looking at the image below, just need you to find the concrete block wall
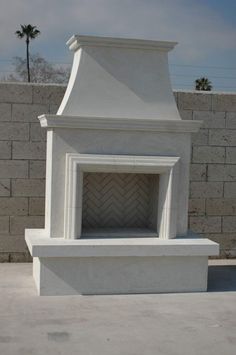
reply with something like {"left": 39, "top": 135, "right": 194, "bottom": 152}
{"left": 177, "top": 91, "right": 236, "bottom": 258}
{"left": 0, "top": 83, "right": 236, "bottom": 261}
{"left": 0, "top": 83, "right": 65, "bottom": 261}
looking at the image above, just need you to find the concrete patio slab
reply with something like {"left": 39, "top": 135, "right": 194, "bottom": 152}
{"left": 0, "top": 260, "right": 236, "bottom": 355}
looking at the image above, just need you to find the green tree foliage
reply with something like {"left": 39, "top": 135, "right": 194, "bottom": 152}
{"left": 195, "top": 77, "right": 212, "bottom": 91}
{"left": 15, "top": 24, "right": 40, "bottom": 82}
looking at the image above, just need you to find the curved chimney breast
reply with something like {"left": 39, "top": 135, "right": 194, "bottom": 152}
{"left": 58, "top": 35, "right": 181, "bottom": 120}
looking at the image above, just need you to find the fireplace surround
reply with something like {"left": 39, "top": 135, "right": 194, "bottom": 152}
{"left": 25, "top": 35, "right": 219, "bottom": 295}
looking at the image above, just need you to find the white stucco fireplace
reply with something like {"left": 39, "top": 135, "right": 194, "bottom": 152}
{"left": 25, "top": 35, "right": 219, "bottom": 295}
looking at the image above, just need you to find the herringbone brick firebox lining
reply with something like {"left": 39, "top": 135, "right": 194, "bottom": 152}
{"left": 82, "top": 172, "right": 158, "bottom": 230}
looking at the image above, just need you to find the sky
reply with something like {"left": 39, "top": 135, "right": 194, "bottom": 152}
{"left": 0, "top": 0, "right": 236, "bottom": 91}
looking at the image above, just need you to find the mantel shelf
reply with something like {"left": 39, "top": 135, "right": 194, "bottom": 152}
{"left": 39, "top": 114, "right": 202, "bottom": 133}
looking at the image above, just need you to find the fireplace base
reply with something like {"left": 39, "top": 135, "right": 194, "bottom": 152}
{"left": 26, "top": 230, "right": 218, "bottom": 296}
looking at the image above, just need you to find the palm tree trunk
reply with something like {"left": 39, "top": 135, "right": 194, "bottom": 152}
{"left": 26, "top": 38, "right": 30, "bottom": 82}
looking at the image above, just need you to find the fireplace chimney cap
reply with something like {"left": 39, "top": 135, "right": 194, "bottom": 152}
{"left": 67, "top": 34, "right": 178, "bottom": 52}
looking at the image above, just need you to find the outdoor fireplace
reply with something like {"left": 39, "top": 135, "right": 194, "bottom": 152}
{"left": 25, "top": 35, "right": 219, "bottom": 295}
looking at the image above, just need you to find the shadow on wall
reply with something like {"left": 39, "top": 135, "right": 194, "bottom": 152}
{"left": 208, "top": 265, "right": 236, "bottom": 292}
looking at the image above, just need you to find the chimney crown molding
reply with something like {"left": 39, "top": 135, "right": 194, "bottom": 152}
{"left": 67, "top": 34, "right": 177, "bottom": 52}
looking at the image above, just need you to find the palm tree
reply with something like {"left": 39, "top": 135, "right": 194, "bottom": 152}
{"left": 15, "top": 24, "right": 40, "bottom": 82}
{"left": 195, "top": 77, "right": 212, "bottom": 91}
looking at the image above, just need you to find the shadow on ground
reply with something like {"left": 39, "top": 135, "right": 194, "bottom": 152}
{"left": 208, "top": 265, "right": 236, "bottom": 292}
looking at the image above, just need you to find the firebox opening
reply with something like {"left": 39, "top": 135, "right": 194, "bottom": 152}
{"left": 81, "top": 172, "right": 159, "bottom": 238}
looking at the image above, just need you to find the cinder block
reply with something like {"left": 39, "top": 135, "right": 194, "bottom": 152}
{"left": 0, "top": 103, "right": 11, "bottom": 121}
{"left": 190, "top": 182, "right": 223, "bottom": 198}
{"left": 204, "top": 233, "right": 236, "bottom": 256}
{"left": 222, "top": 217, "right": 236, "bottom": 233}
{"left": 224, "top": 182, "right": 236, "bottom": 198}
{"left": 212, "top": 94, "right": 236, "bottom": 112}
{"left": 0, "top": 253, "right": 10, "bottom": 262}
{"left": 0, "top": 83, "right": 32, "bottom": 103}
{"left": 0, "top": 179, "right": 10, "bottom": 196}
{"left": 0, "top": 122, "right": 29, "bottom": 141}
{"left": 226, "top": 112, "right": 236, "bottom": 129}
{"left": 12, "top": 179, "right": 45, "bottom": 197}
{"left": 226, "top": 148, "right": 236, "bottom": 164}
{"left": 179, "top": 110, "right": 192, "bottom": 120}
{"left": 12, "top": 103, "right": 49, "bottom": 122}
{"left": 29, "top": 197, "right": 45, "bottom": 215}
{"left": 188, "top": 199, "right": 205, "bottom": 215}
{"left": 0, "top": 216, "right": 9, "bottom": 233}
{"left": 178, "top": 92, "right": 212, "bottom": 111}
{"left": 30, "top": 123, "right": 46, "bottom": 141}
{"left": 0, "top": 235, "right": 27, "bottom": 253}
{"left": 205, "top": 233, "right": 236, "bottom": 249}
{"left": 208, "top": 165, "right": 236, "bottom": 182}
{"left": 189, "top": 216, "right": 221, "bottom": 233}
{"left": 0, "top": 197, "right": 28, "bottom": 215}
{"left": 190, "top": 164, "right": 207, "bottom": 181}
{"left": 192, "top": 146, "right": 225, "bottom": 163}
{"left": 49, "top": 104, "right": 60, "bottom": 114}
{"left": 209, "top": 129, "right": 236, "bottom": 146}
{"left": 193, "top": 111, "right": 225, "bottom": 128}
{"left": 12, "top": 142, "right": 46, "bottom": 160}
{"left": 206, "top": 198, "right": 236, "bottom": 216}
{"left": 32, "top": 84, "right": 66, "bottom": 105}
{"left": 29, "top": 161, "right": 46, "bottom": 178}
{"left": 0, "top": 141, "right": 11, "bottom": 159}
{"left": 10, "top": 216, "right": 44, "bottom": 235}
{"left": 0, "top": 160, "right": 28, "bottom": 178}
{"left": 9, "top": 252, "right": 32, "bottom": 262}
{"left": 192, "top": 129, "right": 208, "bottom": 145}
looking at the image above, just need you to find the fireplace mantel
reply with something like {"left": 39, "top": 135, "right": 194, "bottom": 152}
{"left": 39, "top": 114, "right": 202, "bottom": 132}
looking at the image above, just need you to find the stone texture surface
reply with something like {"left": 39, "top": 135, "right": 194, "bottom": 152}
{"left": 0, "top": 160, "right": 28, "bottom": 178}
{"left": 0, "top": 83, "right": 236, "bottom": 260}
{"left": 29, "top": 160, "right": 46, "bottom": 178}
{"left": 0, "top": 141, "right": 11, "bottom": 159}
{"left": 12, "top": 103, "right": 49, "bottom": 122}
{"left": 189, "top": 216, "right": 222, "bottom": 233}
{"left": 190, "top": 164, "right": 207, "bottom": 181}
{"left": 226, "top": 112, "right": 236, "bottom": 128}
{"left": 190, "top": 182, "right": 223, "bottom": 198}
{"left": 0, "top": 83, "right": 59, "bottom": 261}
{"left": 29, "top": 197, "right": 45, "bottom": 216}
{"left": 226, "top": 147, "right": 236, "bottom": 164}
{"left": 0, "top": 179, "right": 10, "bottom": 196}
{"left": 12, "top": 179, "right": 45, "bottom": 197}
{"left": 192, "top": 146, "right": 225, "bottom": 163}
{"left": 12, "top": 141, "right": 46, "bottom": 160}
{"left": 191, "top": 129, "right": 208, "bottom": 145}
{"left": 10, "top": 216, "right": 44, "bottom": 235}
{"left": 209, "top": 129, "right": 236, "bottom": 146}
{"left": 0, "top": 103, "right": 11, "bottom": 121}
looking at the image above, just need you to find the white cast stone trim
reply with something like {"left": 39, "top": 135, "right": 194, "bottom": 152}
{"left": 66, "top": 35, "right": 178, "bottom": 52}
{"left": 64, "top": 154, "right": 180, "bottom": 240}
{"left": 25, "top": 231, "right": 219, "bottom": 258}
{"left": 39, "top": 114, "right": 202, "bottom": 133}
